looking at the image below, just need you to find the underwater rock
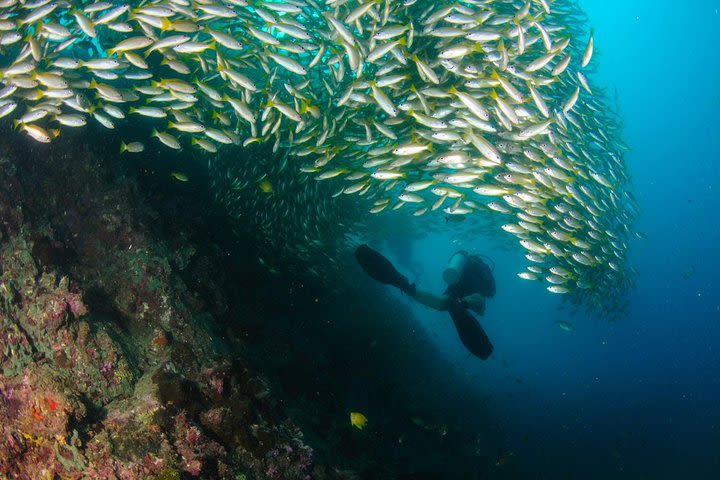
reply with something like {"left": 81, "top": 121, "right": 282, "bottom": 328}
{"left": 0, "top": 138, "right": 347, "bottom": 479}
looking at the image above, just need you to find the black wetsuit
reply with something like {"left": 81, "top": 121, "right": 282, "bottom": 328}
{"left": 444, "top": 252, "right": 496, "bottom": 314}
{"left": 354, "top": 244, "right": 496, "bottom": 359}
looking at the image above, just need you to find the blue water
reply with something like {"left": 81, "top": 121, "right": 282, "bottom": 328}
{"left": 388, "top": 2, "right": 720, "bottom": 478}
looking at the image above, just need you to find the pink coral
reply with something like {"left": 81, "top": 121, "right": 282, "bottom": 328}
{"left": 263, "top": 441, "right": 314, "bottom": 479}
{"left": 185, "top": 425, "right": 201, "bottom": 444}
{"left": 100, "top": 361, "right": 114, "bottom": 374}
{"left": 202, "top": 368, "right": 226, "bottom": 397}
{"left": 184, "top": 458, "right": 202, "bottom": 476}
{"left": 200, "top": 407, "right": 223, "bottom": 426}
{"left": 65, "top": 294, "right": 88, "bottom": 318}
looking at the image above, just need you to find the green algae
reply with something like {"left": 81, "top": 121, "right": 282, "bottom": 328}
{"left": 149, "top": 468, "right": 181, "bottom": 480}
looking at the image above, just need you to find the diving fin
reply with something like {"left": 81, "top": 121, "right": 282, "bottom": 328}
{"left": 448, "top": 300, "right": 493, "bottom": 360}
{"left": 355, "top": 244, "right": 411, "bottom": 292}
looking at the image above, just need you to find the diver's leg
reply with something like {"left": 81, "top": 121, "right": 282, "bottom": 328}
{"left": 355, "top": 244, "right": 453, "bottom": 310}
{"left": 355, "top": 244, "right": 415, "bottom": 293}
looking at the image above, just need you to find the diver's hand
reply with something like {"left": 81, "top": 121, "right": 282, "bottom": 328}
{"left": 461, "top": 293, "right": 486, "bottom": 315}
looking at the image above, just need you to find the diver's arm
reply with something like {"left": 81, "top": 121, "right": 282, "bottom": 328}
{"left": 410, "top": 288, "right": 450, "bottom": 311}
{"left": 411, "top": 289, "right": 486, "bottom": 314}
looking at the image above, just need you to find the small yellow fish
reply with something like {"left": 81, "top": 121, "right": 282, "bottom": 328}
{"left": 259, "top": 180, "right": 273, "bottom": 193}
{"left": 170, "top": 172, "right": 189, "bottom": 182}
{"left": 350, "top": 412, "right": 367, "bottom": 430}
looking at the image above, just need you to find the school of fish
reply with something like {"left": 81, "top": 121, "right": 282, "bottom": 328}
{"left": 0, "top": 0, "right": 637, "bottom": 315}
{"left": 209, "top": 144, "right": 367, "bottom": 280}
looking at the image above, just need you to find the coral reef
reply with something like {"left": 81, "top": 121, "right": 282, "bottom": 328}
{"left": 0, "top": 135, "right": 347, "bottom": 479}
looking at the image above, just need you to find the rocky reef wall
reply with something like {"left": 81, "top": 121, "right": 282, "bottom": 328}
{"left": 0, "top": 129, "right": 352, "bottom": 480}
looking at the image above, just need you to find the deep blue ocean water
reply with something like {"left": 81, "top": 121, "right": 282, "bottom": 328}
{"left": 382, "top": 1, "right": 720, "bottom": 478}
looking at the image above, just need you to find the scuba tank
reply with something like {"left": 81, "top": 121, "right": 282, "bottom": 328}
{"left": 443, "top": 251, "right": 468, "bottom": 286}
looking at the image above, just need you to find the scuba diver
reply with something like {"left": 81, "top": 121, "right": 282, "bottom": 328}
{"left": 355, "top": 244, "right": 496, "bottom": 360}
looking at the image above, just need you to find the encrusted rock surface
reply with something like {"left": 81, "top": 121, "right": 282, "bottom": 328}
{"left": 0, "top": 137, "right": 351, "bottom": 480}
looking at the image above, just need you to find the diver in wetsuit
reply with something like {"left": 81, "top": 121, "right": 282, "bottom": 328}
{"left": 355, "top": 244, "right": 496, "bottom": 360}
